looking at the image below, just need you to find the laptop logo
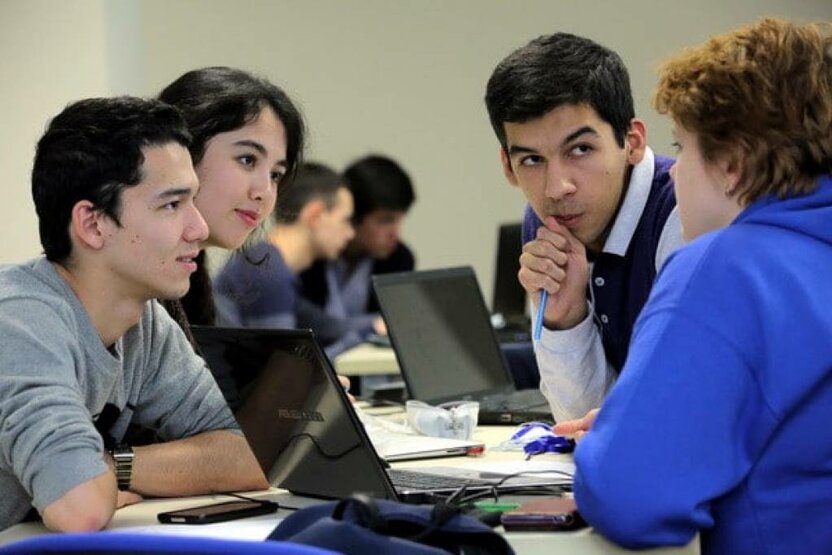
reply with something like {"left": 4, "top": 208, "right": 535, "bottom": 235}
{"left": 277, "top": 408, "right": 325, "bottom": 422}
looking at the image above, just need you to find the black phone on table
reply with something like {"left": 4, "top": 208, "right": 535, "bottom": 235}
{"left": 157, "top": 499, "right": 278, "bottom": 525}
{"left": 500, "top": 497, "right": 585, "bottom": 532}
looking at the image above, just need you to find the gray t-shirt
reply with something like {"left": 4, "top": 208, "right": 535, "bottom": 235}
{"left": 0, "top": 258, "right": 237, "bottom": 530}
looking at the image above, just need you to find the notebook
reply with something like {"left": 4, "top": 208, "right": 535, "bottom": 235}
{"left": 372, "top": 267, "right": 553, "bottom": 425}
{"left": 491, "top": 222, "right": 531, "bottom": 343}
{"left": 191, "top": 326, "right": 563, "bottom": 503}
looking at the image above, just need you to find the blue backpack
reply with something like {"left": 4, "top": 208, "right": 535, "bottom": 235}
{"left": 268, "top": 495, "right": 515, "bottom": 555}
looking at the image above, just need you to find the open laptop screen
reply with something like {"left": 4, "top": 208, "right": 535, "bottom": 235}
{"left": 372, "top": 267, "right": 514, "bottom": 403}
{"left": 191, "top": 326, "right": 397, "bottom": 501}
{"left": 492, "top": 222, "right": 527, "bottom": 321}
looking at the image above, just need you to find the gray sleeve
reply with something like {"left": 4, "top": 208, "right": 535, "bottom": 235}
{"left": 0, "top": 298, "right": 109, "bottom": 513}
{"left": 127, "top": 301, "right": 239, "bottom": 440}
{"left": 655, "top": 207, "right": 686, "bottom": 271}
{"left": 534, "top": 300, "right": 616, "bottom": 422}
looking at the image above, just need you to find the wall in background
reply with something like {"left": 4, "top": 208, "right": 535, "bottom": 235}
{"left": 2, "top": 0, "right": 830, "bottom": 300}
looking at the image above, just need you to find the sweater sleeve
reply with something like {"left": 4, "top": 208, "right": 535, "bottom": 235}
{"left": 127, "top": 301, "right": 238, "bottom": 440}
{"left": 573, "top": 252, "right": 778, "bottom": 549}
{"left": 535, "top": 304, "right": 615, "bottom": 422}
{"left": 0, "top": 298, "right": 109, "bottom": 513}
{"left": 523, "top": 204, "right": 615, "bottom": 421}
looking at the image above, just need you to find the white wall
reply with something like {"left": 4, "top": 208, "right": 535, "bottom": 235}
{"left": 2, "top": 0, "right": 830, "bottom": 297}
{"left": 0, "top": 0, "right": 113, "bottom": 263}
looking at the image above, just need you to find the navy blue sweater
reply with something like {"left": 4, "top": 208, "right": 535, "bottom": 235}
{"left": 523, "top": 156, "right": 676, "bottom": 371}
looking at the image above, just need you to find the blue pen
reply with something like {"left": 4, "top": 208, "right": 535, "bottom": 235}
{"left": 533, "top": 290, "right": 548, "bottom": 341}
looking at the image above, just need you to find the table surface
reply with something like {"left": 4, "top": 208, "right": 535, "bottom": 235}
{"left": 333, "top": 343, "right": 399, "bottom": 377}
{"left": 0, "top": 424, "right": 699, "bottom": 555}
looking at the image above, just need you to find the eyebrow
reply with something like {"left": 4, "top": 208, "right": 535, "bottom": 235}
{"left": 155, "top": 187, "right": 195, "bottom": 200}
{"left": 563, "top": 126, "right": 600, "bottom": 144}
{"left": 507, "top": 125, "right": 601, "bottom": 157}
{"left": 232, "top": 139, "right": 288, "bottom": 168}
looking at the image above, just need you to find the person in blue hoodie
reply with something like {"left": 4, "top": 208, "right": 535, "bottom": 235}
{"left": 573, "top": 18, "right": 832, "bottom": 554}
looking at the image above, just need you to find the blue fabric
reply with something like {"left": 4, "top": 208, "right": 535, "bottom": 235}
{"left": 499, "top": 342, "right": 539, "bottom": 390}
{"left": 522, "top": 155, "right": 676, "bottom": 372}
{"left": 214, "top": 243, "right": 298, "bottom": 329}
{"left": 0, "top": 531, "right": 337, "bottom": 554}
{"left": 269, "top": 497, "right": 514, "bottom": 555}
{"left": 297, "top": 243, "right": 415, "bottom": 349}
{"left": 574, "top": 175, "right": 832, "bottom": 554}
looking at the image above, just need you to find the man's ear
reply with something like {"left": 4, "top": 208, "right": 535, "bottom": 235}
{"left": 299, "top": 199, "right": 326, "bottom": 226}
{"left": 70, "top": 200, "right": 109, "bottom": 251}
{"left": 625, "top": 119, "right": 647, "bottom": 165}
{"left": 500, "top": 147, "right": 519, "bottom": 187}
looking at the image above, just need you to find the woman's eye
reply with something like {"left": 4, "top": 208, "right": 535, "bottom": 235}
{"left": 271, "top": 170, "right": 285, "bottom": 186}
{"left": 671, "top": 141, "right": 682, "bottom": 152}
{"left": 239, "top": 155, "right": 256, "bottom": 167}
{"left": 162, "top": 201, "right": 180, "bottom": 211}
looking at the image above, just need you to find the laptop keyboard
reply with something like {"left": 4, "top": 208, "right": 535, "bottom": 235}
{"left": 388, "top": 468, "right": 491, "bottom": 490}
{"left": 480, "top": 388, "right": 548, "bottom": 410}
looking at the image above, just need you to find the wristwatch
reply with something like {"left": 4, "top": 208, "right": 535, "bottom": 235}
{"left": 109, "top": 444, "right": 134, "bottom": 491}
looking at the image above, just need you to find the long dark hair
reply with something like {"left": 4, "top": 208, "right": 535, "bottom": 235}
{"left": 158, "top": 67, "right": 306, "bottom": 328}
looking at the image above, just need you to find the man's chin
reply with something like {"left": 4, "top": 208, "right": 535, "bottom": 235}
{"left": 374, "top": 245, "right": 397, "bottom": 259}
{"left": 157, "top": 284, "right": 192, "bottom": 302}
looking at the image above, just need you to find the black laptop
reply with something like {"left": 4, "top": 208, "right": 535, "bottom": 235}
{"left": 372, "top": 267, "right": 553, "bottom": 425}
{"left": 191, "top": 326, "right": 568, "bottom": 503}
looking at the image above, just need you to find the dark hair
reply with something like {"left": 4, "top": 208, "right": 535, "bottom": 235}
{"left": 159, "top": 66, "right": 305, "bottom": 188}
{"left": 485, "top": 32, "right": 635, "bottom": 149}
{"left": 343, "top": 155, "right": 415, "bottom": 224}
{"left": 31, "top": 96, "right": 191, "bottom": 263}
{"left": 274, "top": 162, "right": 344, "bottom": 224}
{"left": 159, "top": 67, "right": 306, "bottom": 327}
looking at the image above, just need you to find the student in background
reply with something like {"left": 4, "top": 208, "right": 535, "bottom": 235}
{"left": 574, "top": 18, "right": 832, "bottom": 553}
{"left": 157, "top": 66, "right": 305, "bottom": 330}
{"left": 0, "top": 97, "right": 266, "bottom": 532}
{"left": 484, "top": 33, "right": 684, "bottom": 423}
{"left": 299, "top": 154, "right": 416, "bottom": 356}
{"left": 213, "top": 162, "right": 355, "bottom": 333}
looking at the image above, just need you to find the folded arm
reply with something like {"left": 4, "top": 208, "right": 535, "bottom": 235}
{"left": 129, "top": 429, "right": 267, "bottom": 496}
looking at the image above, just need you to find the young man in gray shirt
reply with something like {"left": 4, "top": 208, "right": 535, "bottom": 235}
{"left": 0, "top": 97, "right": 266, "bottom": 532}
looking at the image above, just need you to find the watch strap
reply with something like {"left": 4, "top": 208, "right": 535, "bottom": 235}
{"left": 109, "top": 444, "right": 134, "bottom": 491}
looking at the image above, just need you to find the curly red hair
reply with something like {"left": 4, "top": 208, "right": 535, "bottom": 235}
{"left": 654, "top": 18, "right": 832, "bottom": 204}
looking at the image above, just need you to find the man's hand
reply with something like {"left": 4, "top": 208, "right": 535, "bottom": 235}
{"left": 116, "top": 490, "right": 143, "bottom": 509}
{"left": 518, "top": 216, "right": 589, "bottom": 330}
{"left": 338, "top": 374, "right": 356, "bottom": 403}
{"left": 553, "top": 408, "right": 599, "bottom": 440}
{"left": 129, "top": 430, "right": 268, "bottom": 497}
{"left": 372, "top": 317, "right": 387, "bottom": 336}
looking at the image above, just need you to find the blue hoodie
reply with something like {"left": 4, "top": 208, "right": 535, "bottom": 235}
{"left": 574, "top": 175, "right": 832, "bottom": 554}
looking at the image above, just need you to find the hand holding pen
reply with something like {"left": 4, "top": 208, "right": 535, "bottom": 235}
{"left": 518, "top": 215, "right": 590, "bottom": 337}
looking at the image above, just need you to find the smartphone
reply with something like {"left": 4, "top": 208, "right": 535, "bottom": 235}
{"left": 500, "top": 497, "right": 585, "bottom": 532}
{"left": 157, "top": 499, "right": 278, "bottom": 525}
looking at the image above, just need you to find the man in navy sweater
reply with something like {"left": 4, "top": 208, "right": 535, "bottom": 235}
{"left": 485, "top": 32, "right": 684, "bottom": 423}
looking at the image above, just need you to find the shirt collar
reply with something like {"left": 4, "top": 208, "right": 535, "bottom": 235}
{"left": 602, "top": 146, "right": 656, "bottom": 257}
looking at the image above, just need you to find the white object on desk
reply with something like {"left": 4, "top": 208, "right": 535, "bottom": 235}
{"left": 355, "top": 404, "right": 485, "bottom": 461}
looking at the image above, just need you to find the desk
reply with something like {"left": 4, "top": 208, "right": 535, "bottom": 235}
{"left": 333, "top": 343, "right": 399, "bottom": 377}
{"left": 0, "top": 426, "right": 699, "bottom": 555}
{"left": 332, "top": 342, "right": 540, "bottom": 394}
